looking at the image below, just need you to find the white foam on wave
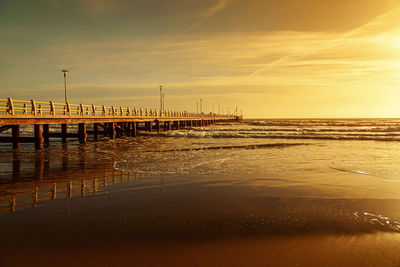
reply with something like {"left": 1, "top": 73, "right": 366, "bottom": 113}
{"left": 353, "top": 211, "right": 400, "bottom": 232}
{"left": 140, "top": 130, "right": 400, "bottom": 141}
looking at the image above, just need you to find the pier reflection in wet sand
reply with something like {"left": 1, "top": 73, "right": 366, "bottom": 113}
{"left": 0, "top": 144, "right": 143, "bottom": 215}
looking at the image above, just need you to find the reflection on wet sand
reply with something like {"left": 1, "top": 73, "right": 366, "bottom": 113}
{"left": 0, "top": 145, "right": 144, "bottom": 214}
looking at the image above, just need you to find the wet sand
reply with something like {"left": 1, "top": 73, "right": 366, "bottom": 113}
{"left": 1, "top": 137, "right": 400, "bottom": 266}
{"left": 1, "top": 160, "right": 400, "bottom": 266}
{"left": 2, "top": 233, "right": 400, "bottom": 267}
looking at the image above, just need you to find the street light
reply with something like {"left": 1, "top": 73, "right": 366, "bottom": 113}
{"left": 162, "top": 93, "right": 165, "bottom": 111}
{"left": 61, "top": 70, "right": 69, "bottom": 103}
{"left": 159, "top": 85, "right": 163, "bottom": 112}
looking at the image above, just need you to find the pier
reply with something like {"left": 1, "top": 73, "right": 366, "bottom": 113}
{"left": 0, "top": 98, "right": 241, "bottom": 149}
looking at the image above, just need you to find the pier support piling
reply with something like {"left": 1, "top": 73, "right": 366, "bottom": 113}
{"left": 78, "top": 123, "right": 87, "bottom": 144}
{"left": 11, "top": 125, "right": 20, "bottom": 149}
{"left": 61, "top": 124, "right": 68, "bottom": 143}
{"left": 34, "top": 124, "right": 43, "bottom": 150}
{"left": 108, "top": 123, "right": 115, "bottom": 139}
{"left": 126, "top": 123, "right": 132, "bottom": 137}
{"left": 93, "top": 123, "right": 99, "bottom": 141}
{"left": 146, "top": 122, "right": 152, "bottom": 132}
{"left": 43, "top": 124, "right": 50, "bottom": 145}
{"left": 132, "top": 122, "right": 137, "bottom": 137}
{"left": 156, "top": 120, "right": 161, "bottom": 133}
{"left": 173, "top": 121, "right": 179, "bottom": 130}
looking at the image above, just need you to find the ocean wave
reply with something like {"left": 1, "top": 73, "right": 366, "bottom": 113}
{"left": 329, "top": 167, "right": 369, "bottom": 175}
{"left": 353, "top": 212, "right": 400, "bottom": 232}
{"left": 141, "top": 143, "right": 310, "bottom": 153}
{"left": 140, "top": 131, "right": 400, "bottom": 141}
{"left": 194, "top": 126, "right": 400, "bottom": 133}
{"left": 247, "top": 120, "right": 400, "bottom": 128}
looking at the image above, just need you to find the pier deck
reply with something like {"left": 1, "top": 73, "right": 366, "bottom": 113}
{"left": 0, "top": 98, "right": 241, "bottom": 149}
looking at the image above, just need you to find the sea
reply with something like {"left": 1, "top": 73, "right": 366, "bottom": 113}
{"left": 1, "top": 118, "right": 400, "bottom": 266}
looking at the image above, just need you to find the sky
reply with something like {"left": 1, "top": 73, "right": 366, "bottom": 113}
{"left": 1, "top": 0, "right": 400, "bottom": 118}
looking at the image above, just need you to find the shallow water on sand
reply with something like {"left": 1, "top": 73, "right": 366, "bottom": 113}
{"left": 1, "top": 119, "right": 400, "bottom": 266}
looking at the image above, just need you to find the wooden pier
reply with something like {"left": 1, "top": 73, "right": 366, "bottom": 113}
{"left": 0, "top": 98, "right": 241, "bottom": 149}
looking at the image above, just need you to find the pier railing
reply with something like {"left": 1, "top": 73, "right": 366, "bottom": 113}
{"left": 0, "top": 98, "right": 233, "bottom": 118}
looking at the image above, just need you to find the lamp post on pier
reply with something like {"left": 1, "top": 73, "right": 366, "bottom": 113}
{"left": 61, "top": 70, "right": 69, "bottom": 103}
{"left": 159, "top": 85, "right": 163, "bottom": 113}
{"left": 162, "top": 92, "right": 165, "bottom": 111}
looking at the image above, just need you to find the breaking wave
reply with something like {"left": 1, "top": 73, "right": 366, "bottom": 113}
{"left": 134, "top": 119, "right": 400, "bottom": 141}
{"left": 141, "top": 130, "right": 400, "bottom": 141}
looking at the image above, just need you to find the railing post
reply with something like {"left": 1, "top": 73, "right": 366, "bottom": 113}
{"left": 31, "top": 99, "right": 36, "bottom": 115}
{"left": 79, "top": 104, "right": 84, "bottom": 115}
{"left": 127, "top": 107, "right": 131, "bottom": 116}
{"left": 111, "top": 106, "right": 115, "bottom": 116}
{"left": 66, "top": 102, "right": 71, "bottom": 115}
{"left": 92, "top": 104, "right": 96, "bottom": 116}
{"left": 49, "top": 101, "right": 55, "bottom": 115}
{"left": 7, "top": 98, "right": 14, "bottom": 115}
{"left": 120, "top": 107, "right": 123, "bottom": 116}
{"left": 102, "top": 105, "right": 106, "bottom": 116}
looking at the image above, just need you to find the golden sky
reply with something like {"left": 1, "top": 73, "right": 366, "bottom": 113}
{"left": 1, "top": 0, "right": 400, "bottom": 117}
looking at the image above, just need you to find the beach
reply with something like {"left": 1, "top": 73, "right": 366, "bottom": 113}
{"left": 1, "top": 119, "right": 400, "bottom": 266}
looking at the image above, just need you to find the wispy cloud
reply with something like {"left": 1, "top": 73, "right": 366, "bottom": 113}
{"left": 182, "top": 0, "right": 233, "bottom": 34}
{"left": 202, "top": 0, "right": 232, "bottom": 17}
